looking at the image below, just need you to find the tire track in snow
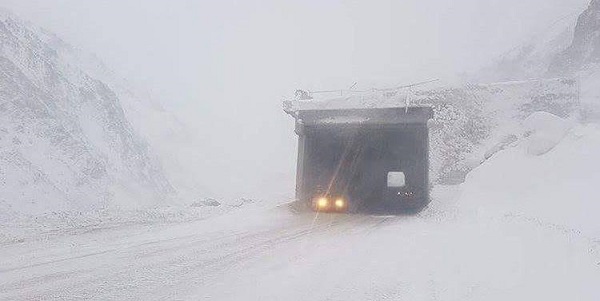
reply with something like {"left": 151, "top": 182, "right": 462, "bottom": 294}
{"left": 0, "top": 212, "right": 384, "bottom": 300}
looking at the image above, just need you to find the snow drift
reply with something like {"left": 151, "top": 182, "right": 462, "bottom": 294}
{"left": 460, "top": 117, "right": 600, "bottom": 239}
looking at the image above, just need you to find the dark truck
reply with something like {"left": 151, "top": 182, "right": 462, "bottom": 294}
{"left": 285, "top": 103, "right": 434, "bottom": 214}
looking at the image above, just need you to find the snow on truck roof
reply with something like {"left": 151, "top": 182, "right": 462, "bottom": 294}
{"left": 283, "top": 78, "right": 579, "bottom": 126}
{"left": 284, "top": 95, "right": 432, "bottom": 113}
{"left": 283, "top": 79, "right": 442, "bottom": 114}
{"left": 283, "top": 90, "right": 433, "bottom": 115}
{"left": 283, "top": 77, "right": 577, "bottom": 115}
{"left": 283, "top": 89, "right": 435, "bottom": 125}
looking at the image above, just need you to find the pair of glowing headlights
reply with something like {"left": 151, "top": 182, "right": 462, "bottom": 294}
{"left": 315, "top": 197, "right": 345, "bottom": 210}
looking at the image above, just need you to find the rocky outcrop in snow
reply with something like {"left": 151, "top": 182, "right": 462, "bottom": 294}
{"left": 480, "top": 0, "right": 600, "bottom": 81}
{"left": 475, "top": 0, "right": 600, "bottom": 83}
{"left": 424, "top": 79, "right": 579, "bottom": 184}
{"left": 550, "top": 0, "right": 600, "bottom": 75}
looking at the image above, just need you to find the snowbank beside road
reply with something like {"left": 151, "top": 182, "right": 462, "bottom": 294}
{"left": 460, "top": 119, "right": 600, "bottom": 238}
{"left": 0, "top": 198, "right": 272, "bottom": 245}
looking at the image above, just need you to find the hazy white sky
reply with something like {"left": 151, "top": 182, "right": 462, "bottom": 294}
{"left": 0, "top": 0, "right": 590, "bottom": 200}
{"left": 0, "top": 0, "right": 588, "bottom": 101}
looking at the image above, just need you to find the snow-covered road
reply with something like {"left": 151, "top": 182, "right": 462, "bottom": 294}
{"left": 1, "top": 186, "right": 598, "bottom": 301}
{"left": 2, "top": 122, "right": 600, "bottom": 300}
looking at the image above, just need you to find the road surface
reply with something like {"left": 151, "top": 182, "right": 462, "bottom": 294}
{"left": 1, "top": 187, "right": 599, "bottom": 300}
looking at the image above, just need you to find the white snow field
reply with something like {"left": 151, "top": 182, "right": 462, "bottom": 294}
{"left": 1, "top": 119, "right": 599, "bottom": 300}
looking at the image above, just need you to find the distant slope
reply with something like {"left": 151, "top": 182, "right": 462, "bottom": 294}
{"left": 0, "top": 10, "right": 175, "bottom": 216}
{"left": 442, "top": 1, "right": 600, "bottom": 184}
{"left": 549, "top": 0, "right": 600, "bottom": 75}
{"left": 480, "top": 0, "right": 600, "bottom": 81}
{"left": 476, "top": 0, "right": 600, "bottom": 123}
{"left": 477, "top": 14, "right": 577, "bottom": 81}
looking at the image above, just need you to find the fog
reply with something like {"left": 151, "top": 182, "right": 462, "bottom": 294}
{"left": 3, "top": 1, "right": 600, "bottom": 299}
{"left": 0, "top": 0, "right": 589, "bottom": 201}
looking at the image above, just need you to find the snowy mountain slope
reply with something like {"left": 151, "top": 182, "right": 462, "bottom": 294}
{"left": 550, "top": 0, "right": 600, "bottom": 75}
{"left": 14, "top": 11, "right": 213, "bottom": 202}
{"left": 56, "top": 43, "right": 210, "bottom": 202}
{"left": 480, "top": 0, "right": 600, "bottom": 83}
{"left": 460, "top": 116, "right": 600, "bottom": 239}
{"left": 424, "top": 79, "right": 579, "bottom": 184}
{"left": 0, "top": 10, "right": 175, "bottom": 217}
{"left": 115, "top": 92, "right": 214, "bottom": 202}
{"left": 436, "top": 1, "right": 600, "bottom": 183}
{"left": 478, "top": 15, "right": 577, "bottom": 82}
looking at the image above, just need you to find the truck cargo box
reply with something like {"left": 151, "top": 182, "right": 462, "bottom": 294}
{"left": 285, "top": 103, "right": 434, "bottom": 214}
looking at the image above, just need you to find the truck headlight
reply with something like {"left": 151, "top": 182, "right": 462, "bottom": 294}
{"left": 335, "top": 198, "right": 345, "bottom": 208}
{"left": 317, "top": 197, "right": 328, "bottom": 208}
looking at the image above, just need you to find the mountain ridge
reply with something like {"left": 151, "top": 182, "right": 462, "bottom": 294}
{"left": 549, "top": 0, "right": 600, "bottom": 74}
{"left": 480, "top": 0, "right": 600, "bottom": 81}
{"left": 0, "top": 9, "right": 176, "bottom": 216}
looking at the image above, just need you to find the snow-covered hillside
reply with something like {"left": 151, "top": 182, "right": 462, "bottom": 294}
{"left": 439, "top": 0, "right": 600, "bottom": 183}
{"left": 481, "top": 0, "right": 600, "bottom": 83}
{"left": 425, "top": 79, "right": 580, "bottom": 184}
{"left": 38, "top": 34, "right": 212, "bottom": 203}
{"left": 478, "top": 15, "right": 577, "bottom": 82}
{"left": 550, "top": 0, "right": 600, "bottom": 75}
{"left": 0, "top": 10, "right": 175, "bottom": 217}
{"left": 459, "top": 115, "right": 600, "bottom": 239}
